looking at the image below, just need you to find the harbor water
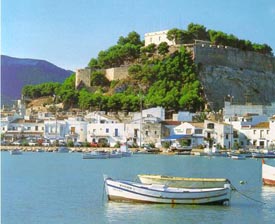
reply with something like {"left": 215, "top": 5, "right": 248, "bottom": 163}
{"left": 1, "top": 152, "right": 275, "bottom": 224}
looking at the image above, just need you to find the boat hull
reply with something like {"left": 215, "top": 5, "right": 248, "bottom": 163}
{"left": 105, "top": 178, "right": 231, "bottom": 205}
{"left": 82, "top": 152, "right": 109, "bottom": 159}
{"left": 10, "top": 150, "right": 22, "bottom": 155}
{"left": 262, "top": 162, "right": 275, "bottom": 186}
{"left": 138, "top": 174, "right": 230, "bottom": 189}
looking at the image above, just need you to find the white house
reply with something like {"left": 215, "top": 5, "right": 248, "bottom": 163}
{"left": 87, "top": 122, "right": 125, "bottom": 147}
{"left": 5, "top": 118, "right": 44, "bottom": 142}
{"left": 162, "top": 122, "right": 204, "bottom": 148}
{"left": 44, "top": 119, "right": 66, "bottom": 142}
{"left": 269, "top": 116, "right": 275, "bottom": 148}
{"left": 204, "top": 120, "right": 237, "bottom": 149}
{"left": 64, "top": 117, "right": 88, "bottom": 143}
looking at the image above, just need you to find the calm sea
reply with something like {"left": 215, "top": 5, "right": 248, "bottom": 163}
{"left": 1, "top": 152, "right": 275, "bottom": 224}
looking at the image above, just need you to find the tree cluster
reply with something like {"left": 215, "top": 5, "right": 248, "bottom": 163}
{"left": 167, "top": 23, "right": 273, "bottom": 56}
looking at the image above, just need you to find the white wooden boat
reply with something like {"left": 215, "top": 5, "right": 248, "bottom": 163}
{"left": 262, "top": 159, "right": 275, "bottom": 186}
{"left": 82, "top": 151, "right": 109, "bottom": 159}
{"left": 104, "top": 176, "right": 231, "bottom": 205}
{"left": 138, "top": 174, "right": 231, "bottom": 188}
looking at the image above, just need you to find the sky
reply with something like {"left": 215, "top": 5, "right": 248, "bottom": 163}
{"left": 2, "top": 0, "right": 275, "bottom": 71}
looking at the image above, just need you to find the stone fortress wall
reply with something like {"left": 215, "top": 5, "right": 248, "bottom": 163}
{"left": 189, "top": 41, "right": 275, "bottom": 110}
{"left": 105, "top": 66, "right": 129, "bottom": 81}
{"left": 75, "top": 68, "right": 91, "bottom": 89}
{"left": 192, "top": 41, "right": 275, "bottom": 73}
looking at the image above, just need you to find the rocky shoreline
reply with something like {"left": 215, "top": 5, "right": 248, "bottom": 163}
{"left": 1, "top": 145, "right": 208, "bottom": 155}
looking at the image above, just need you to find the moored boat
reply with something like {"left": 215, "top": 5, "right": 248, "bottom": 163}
{"left": 10, "top": 149, "right": 22, "bottom": 155}
{"left": 82, "top": 151, "right": 109, "bottom": 159}
{"left": 137, "top": 174, "right": 231, "bottom": 188}
{"left": 252, "top": 152, "right": 275, "bottom": 159}
{"left": 262, "top": 159, "right": 275, "bottom": 186}
{"left": 230, "top": 154, "right": 246, "bottom": 160}
{"left": 104, "top": 176, "right": 231, "bottom": 205}
{"left": 109, "top": 150, "right": 122, "bottom": 158}
{"left": 57, "top": 147, "right": 70, "bottom": 153}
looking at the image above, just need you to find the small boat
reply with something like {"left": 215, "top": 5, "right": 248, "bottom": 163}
{"left": 137, "top": 174, "right": 231, "bottom": 188}
{"left": 120, "top": 144, "right": 132, "bottom": 157}
{"left": 104, "top": 176, "right": 231, "bottom": 205}
{"left": 252, "top": 152, "right": 275, "bottom": 158}
{"left": 10, "top": 149, "right": 22, "bottom": 155}
{"left": 82, "top": 151, "right": 109, "bottom": 159}
{"left": 262, "top": 159, "right": 275, "bottom": 186}
{"left": 36, "top": 148, "right": 45, "bottom": 152}
{"left": 109, "top": 150, "right": 122, "bottom": 158}
{"left": 230, "top": 154, "right": 246, "bottom": 160}
{"left": 57, "top": 147, "right": 70, "bottom": 153}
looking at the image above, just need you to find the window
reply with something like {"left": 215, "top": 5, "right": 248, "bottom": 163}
{"left": 207, "top": 123, "right": 214, "bottom": 129}
{"left": 260, "top": 130, "right": 264, "bottom": 138}
{"left": 253, "top": 130, "right": 256, "bottom": 135}
{"left": 195, "top": 129, "right": 202, "bottom": 134}
{"left": 114, "top": 129, "right": 118, "bottom": 137}
{"left": 106, "top": 128, "right": 109, "bottom": 133}
{"left": 226, "top": 134, "right": 229, "bottom": 139}
{"left": 71, "top": 127, "right": 75, "bottom": 134}
{"left": 186, "top": 128, "right": 192, "bottom": 134}
{"left": 145, "top": 131, "right": 149, "bottom": 136}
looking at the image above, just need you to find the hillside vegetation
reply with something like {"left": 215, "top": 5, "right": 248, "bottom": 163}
{"left": 22, "top": 23, "right": 273, "bottom": 112}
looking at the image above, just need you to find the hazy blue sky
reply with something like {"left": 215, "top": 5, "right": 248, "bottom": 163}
{"left": 2, "top": 0, "right": 275, "bottom": 70}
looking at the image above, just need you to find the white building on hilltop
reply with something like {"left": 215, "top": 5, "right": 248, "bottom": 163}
{"left": 144, "top": 30, "right": 174, "bottom": 46}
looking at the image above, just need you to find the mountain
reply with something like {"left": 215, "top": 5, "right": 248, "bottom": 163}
{"left": 1, "top": 55, "right": 73, "bottom": 105}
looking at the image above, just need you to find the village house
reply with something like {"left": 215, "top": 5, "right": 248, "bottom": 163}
{"left": 204, "top": 120, "right": 237, "bottom": 149}
{"left": 162, "top": 122, "right": 204, "bottom": 148}
{"left": 5, "top": 118, "right": 44, "bottom": 143}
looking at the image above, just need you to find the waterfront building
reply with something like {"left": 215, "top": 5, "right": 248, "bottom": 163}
{"left": 44, "top": 119, "right": 66, "bottom": 142}
{"left": 269, "top": 116, "right": 275, "bottom": 147}
{"left": 204, "top": 120, "right": 237, "bottom": 149}
{"left": 4, "top": 118, "right": 44, "bottom": 142}
{"left": 162, "top": 122, "right": 204, "bottom": 148}
{"left": 64, "top": 117, "right": 88, "bottom": 143}
{"left": 87, "top": 122, "right": 125, "bottom": 147}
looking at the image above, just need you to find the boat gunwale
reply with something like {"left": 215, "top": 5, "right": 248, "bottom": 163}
{"left": 138, "top": 174, "right": 230, "bottom": 183}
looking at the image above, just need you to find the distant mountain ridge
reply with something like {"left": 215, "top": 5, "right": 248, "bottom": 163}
{"left": 1, "top": 55, "right": 73, "bottom": 105}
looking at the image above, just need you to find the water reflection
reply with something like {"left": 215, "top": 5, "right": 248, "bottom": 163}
{"left": 261, "top": 186, "right": 275, "bottom": 222}
{"left": 104, "top": 201, "right": 230, "bottom": 224}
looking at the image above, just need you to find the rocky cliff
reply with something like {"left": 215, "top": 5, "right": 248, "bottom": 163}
{"left": 192, "top": 44, "right": 275, "bottom": 110}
